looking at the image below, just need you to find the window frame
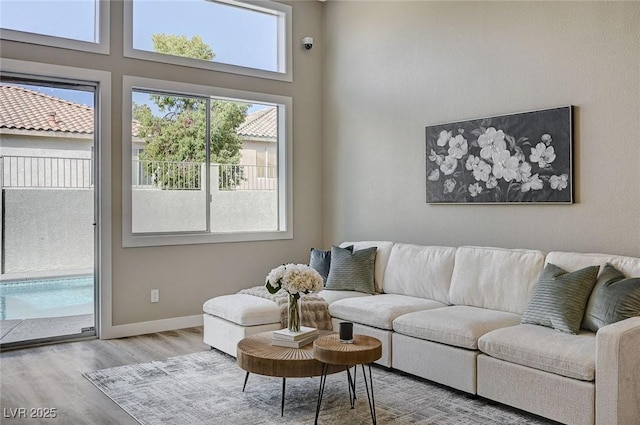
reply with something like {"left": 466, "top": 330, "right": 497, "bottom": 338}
{"left": 122, "top": 75, "right": 293, "bottom": 248}
{"left": 0, "top": 0, "right": 109, "bottom": 54}
{"left": 123, "top": 0, "right": 292, "bottom": 82}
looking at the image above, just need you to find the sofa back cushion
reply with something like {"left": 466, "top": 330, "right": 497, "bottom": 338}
{"left": 449, "top": 246, "right": 546, "bottom": 314}
{"left": 339, "top": 241, "right": 394, "bottom": 293}
{"left": 545, "top": 251, "right": 640, "bottom": 278}
{"left": 383, "top": 243, "right": 456, "bottom": 304}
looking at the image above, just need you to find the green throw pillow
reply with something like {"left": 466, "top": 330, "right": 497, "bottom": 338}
{"left": 581, "top": 263, "right": 640, "bottom": 332}
{"left": 521, "top": 263, "right": 599, "bottom": 334}
{"left": 309, "top": 245, "right": 353, "bottom": 284}
{"left": 325, "top": 245, "right": 377, "bottom": 294}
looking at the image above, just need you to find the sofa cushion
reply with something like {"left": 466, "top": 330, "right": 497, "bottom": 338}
{"left": 202, "top": 294, "right": 280, "bottom": 326}
{"left": 318, "top": 289, "right": 372, "bottom": 305}
{"left": 383, "top": 243, "right": 456, "bottom": 304}
{"left": 582, "top": 263, "right": 640, "bottom": 332}
{"left": 521, "top": 263, "right": 599, "bottom": 334}
{"left": 546, "top": 251, "right": 640, "bottom": 278}
{"left": 478, "top": 324, "right": 596, "bottom": 381}
{"left": 325, "top": 246, "right": 377, "bottom": 294}
{"left": 340, "top": 241, "right": 394, "bottom": 293}
{"left": 329, "top": 294, "right": 445, "bottom": 330}
{"left": 393, "top": 306, "right": 522, "bottom": 350}
{"left": 449, "top": 246, "right": 546, "bottom": 314}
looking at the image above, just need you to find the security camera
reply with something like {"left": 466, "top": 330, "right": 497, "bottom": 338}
{"left": 302, "top": 37, "right": 313, "bottom": 50}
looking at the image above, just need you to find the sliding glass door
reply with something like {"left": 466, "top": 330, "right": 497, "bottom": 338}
{"left": 0, "top": 76, "right": 98, "bottom": 348}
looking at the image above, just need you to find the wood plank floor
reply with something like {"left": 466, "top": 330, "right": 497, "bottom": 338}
{"left": 0, "top": 327, "right": 210, "bottom": 424}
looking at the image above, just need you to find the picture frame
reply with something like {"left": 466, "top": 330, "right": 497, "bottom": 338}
{"left": 426, "top": 106, "right": 573, "bottom": 204}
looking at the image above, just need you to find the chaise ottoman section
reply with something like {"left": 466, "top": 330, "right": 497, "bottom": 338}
{"left": 202, "top": 294, "right": 281, "bottom": 356}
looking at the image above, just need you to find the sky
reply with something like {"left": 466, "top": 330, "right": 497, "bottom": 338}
{"left": 1, "top": 0, "right": 277, "bottom": 109}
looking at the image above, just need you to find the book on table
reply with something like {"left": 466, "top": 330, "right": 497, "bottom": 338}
{"left": 272, "top": 326, "right": 318, "bottom": 341}
{"left": 271, "top": 332, "right": 318, "bottom": 348}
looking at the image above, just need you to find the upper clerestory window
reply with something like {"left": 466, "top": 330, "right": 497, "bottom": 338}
{"left": 0, "top": 0, "right": 109, "bottom": 54}
{"left": 124, "top": 0, "right": 292, "bottom": 82}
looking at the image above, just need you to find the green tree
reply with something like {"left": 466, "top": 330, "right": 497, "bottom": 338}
{"left": 133, "top": 34, "right": 248, "bottom": 189}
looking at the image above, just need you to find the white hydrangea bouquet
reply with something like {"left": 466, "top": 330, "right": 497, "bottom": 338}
{"left": 265, "top": 263, "right": 323, "bottom": 331}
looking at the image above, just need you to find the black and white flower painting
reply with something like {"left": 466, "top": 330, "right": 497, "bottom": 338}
{"left": 426, "top": 107, "right": 573, "bottom": 204}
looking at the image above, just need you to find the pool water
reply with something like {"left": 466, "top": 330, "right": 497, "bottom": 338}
{"left": 0, "top": 275, "right": 94, "bottom": 320}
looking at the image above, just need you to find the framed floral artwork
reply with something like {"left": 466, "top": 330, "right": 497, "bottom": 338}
{"left": 426, "top": 106, "right": 573, "bottom": 204}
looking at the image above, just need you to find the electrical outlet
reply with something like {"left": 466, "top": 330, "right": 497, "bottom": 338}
{"left": 151, "top": 289, "right": 160, "bottom": 303}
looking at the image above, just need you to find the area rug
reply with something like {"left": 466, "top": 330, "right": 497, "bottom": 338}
{"left": 84, "top": 350, "right": 556, "bottom": 425}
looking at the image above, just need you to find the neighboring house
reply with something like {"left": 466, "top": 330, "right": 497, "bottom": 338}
{"left": 0, "top": 84, "right": 276, "bottom": 187}
{"left": 236, "top": 107, "right": 277, "bottom": 178}
{"left": 0, "top": 84, "right": 96, "bottom": 159}
{"left": 0, "top": 84, "right": 143, "bottom": 187}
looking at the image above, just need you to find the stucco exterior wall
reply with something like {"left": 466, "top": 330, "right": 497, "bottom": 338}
{"left": 1, "top": 188, "right": 94, "bottom": 273}
{"left": 131, "top": 189, "right": 277, "bottom": 234}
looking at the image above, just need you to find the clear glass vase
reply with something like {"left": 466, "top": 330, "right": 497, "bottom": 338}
{"left": 287, "top": 294, "right": 301, "bottom": 332}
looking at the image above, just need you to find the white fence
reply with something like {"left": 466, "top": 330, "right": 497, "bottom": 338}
{"left": 1, "top": 155, "right": 92, "bottom": 188}
{"left": 2, "top": 156, "right": 277, "bottom": 191}
{"left": 132, "top": 160, "right": 277, "bottom": 191}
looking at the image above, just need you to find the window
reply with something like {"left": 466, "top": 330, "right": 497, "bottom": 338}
{"left": 0, "top": 0, "right": 109, "bottom": 54}
{"left": 123, "top": 76, "right": 292, "bottom": 247}
{"left": 124, "top": 0, "right": 291, "bottom": 81}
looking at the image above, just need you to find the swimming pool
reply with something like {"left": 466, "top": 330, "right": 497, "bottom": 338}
{"left": 0, "top": 275, "right": 94, "bottom": 321}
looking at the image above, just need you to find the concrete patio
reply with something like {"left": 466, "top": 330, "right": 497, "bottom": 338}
{"left": 0, "top": 314, "right": 94, "bottom": 348}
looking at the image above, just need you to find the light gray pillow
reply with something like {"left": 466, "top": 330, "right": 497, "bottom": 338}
{"left": 325, "top": 245, "right": 377, "bottom": 294}
{"left": 521, "top": 263, "right": 599, "bottom": 334}
{"left": 582, "top": 263, "right": 640, "bottom": 332}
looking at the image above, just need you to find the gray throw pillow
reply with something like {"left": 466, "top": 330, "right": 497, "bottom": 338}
{"left": 581, "top": 263, "right": 640, "bottom": 332}
{"left": 521, "top": 263, "right": 599, "bottom": 334}
{"left": 325, "top": 246, "right": 377, "bottom": 294}
{"left": 309, "top": 245, "right": 353, "bottom": 284}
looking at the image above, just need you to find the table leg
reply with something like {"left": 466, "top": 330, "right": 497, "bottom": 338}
{"left": 362, "top": 364, "right": 376, "bottom": 425}
{"left": 346, "top": 365, "right": 357, "bottom": 408}
{"left": 314, "top": 363, "right": 329, "bottom": 425}
{"left": 281, "top": 377, "right": 286, "bottom": 416}
{"left": 242, "top": 371, "right": 249, "bottom": 392}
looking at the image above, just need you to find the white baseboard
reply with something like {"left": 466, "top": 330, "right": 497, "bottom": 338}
{"left": 99, "top": 315, "right": 203, "bottom": 339}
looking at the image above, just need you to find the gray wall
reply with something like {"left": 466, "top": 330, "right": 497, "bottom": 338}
{"left": 324, "top": 1, "right": 640, "bottom": 257}
{"left": 1, "top": 189, "right": 94, "bottom": 274}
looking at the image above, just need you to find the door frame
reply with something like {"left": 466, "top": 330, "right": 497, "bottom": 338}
{"left": 0, "top": 59, "right": 112, "bottom": 341}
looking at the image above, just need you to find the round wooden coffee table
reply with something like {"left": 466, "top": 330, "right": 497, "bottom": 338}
{"left": 313, "top": 334, "right": 382, "bottom": 425}
{"left": 237, "top": 331, "right": 344, "bottom": 416}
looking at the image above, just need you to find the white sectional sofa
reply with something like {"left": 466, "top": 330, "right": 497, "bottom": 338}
{"left": 202, "top": 241, "right": 640, "bottom": 425}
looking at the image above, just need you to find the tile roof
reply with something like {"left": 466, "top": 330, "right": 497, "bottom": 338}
{"left": 236, "top": 107, "right": 277, "bottom": 139}
{"left": 0, "top": 84, "right": 271, "bottom": 140}
{"left": 0, "top": 84, "right": 94, "bottom": 134}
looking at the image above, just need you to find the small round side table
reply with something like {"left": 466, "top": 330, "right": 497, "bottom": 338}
{"left": 313, "top": 334, "right": 382, "bottom": 425}
{"left": 237, "top": 330, "right": 343, "bottom": 416}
